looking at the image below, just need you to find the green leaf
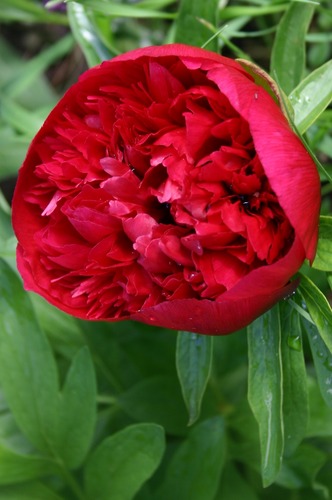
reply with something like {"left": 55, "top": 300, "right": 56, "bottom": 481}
{"left": 306, "top": 377, "right": 332, "bottom": 437}
{"left": 0, "top": 0, "right": 68, "bottom": 25}
{"left": 302, "top": 318, "right": 332, "bottom": 408}
{"left": 0, "top": 236, "right": 18, "bottom": 272}
{"left": 0, "top": 260, "right": 96, "bottom": 469}
{"left": 176, "top": 332, "right": 213, "bottom": 425}
{"left": 219, "top": 4, "right": 288, "bottom": 20}
{"left": 119, "top": 375, "right": 188, "bottom": 436}
{"left": 30, "top": 294, "right": 85, "bottom": 361}
{"left": 67, "top": 0, "right": 176, "bottom": 19}
{"left": 0, "top": 410, "right": 37, "bottom": 459}
{"left": 173, "top": 0, "right": 219, "bottom": 49}
{"left": 298, "top": 273, "right": 332, "bottom": 354}
{"left": 277, "top": 443, "right": 327, "bottom": 492}
{"left": 2, "top": 34, "right": 74, "bottom": 99}
{"left": 280, "top": 303, "right": 308, "bottom": 456}
{"left": 0, "top": 190, "right": 12, "bottom": 241}
{"left": 289, "top": 60, "right": 332, "bottom": 134}
{"left": 84, "top": 423, "right": 165, "bottom": 500}
{"left": 227, "top": 399, "right": 261, "bottom": 471}
{"left": 0, "top": 130, "right": 30, "bottom": 179}
{"left": 271, "top": 3, "right": 315, "bottom": 94}
{"left": 50, "top": 347, "right": 97, "bottom": 469}
{"left": 67, "top": 2, "right": 114, "bottom": 67}
{"left": 156, "top": 416, "right": 226, "bottom": 500}
{"left": 0, "top": 259, "right": 59, "bottom": 454}
{"left": 216, "top": 462, "right": 259, "bottom": 500}
{"left": 248, "top": 305, "right": 283, "bottom": 487}
{"left": 0, "top": 36, "right": 57, "bottom": 110}
{"left": 0, "top": 96, "right": 44, "bottom": 136}
{"left": 312, "top": 216, "right": 332, "bottom": 271}
{"left": 138, "top": 0, "right": 176, "bottom": 8}
{"left": 0, "top": 444, "right": 56, "bottom": 485}
{"left": 0, "top": 482, "right": 63, "bottom": 500}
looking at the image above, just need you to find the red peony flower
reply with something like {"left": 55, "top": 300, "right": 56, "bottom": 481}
{"left": 12, "top": 44, "right": 320, "bottom": 334}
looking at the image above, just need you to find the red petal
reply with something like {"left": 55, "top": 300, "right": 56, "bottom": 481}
{"left": 207, "top": 65, "right": 320, "bottom": 261}
{"left": 130, "top": 279, "right": 299, "bottom": 335}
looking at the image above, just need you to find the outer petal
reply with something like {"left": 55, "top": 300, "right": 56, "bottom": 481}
{"left": 130, "top": 280, "right": 298, "bottom": 335}
{"left": 130, "top": 234, "right": 304, "bottom": 334}
{"left": 207, "top": 65, "right": 320, "bottom": 261}
{"left": 79, "top": 43, "right": 246, "bottom": 81}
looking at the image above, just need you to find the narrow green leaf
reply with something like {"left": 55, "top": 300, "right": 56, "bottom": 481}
{"left": 312, "top": 216, "right": 332, "bottom": 271}
{"left": 173, "top": 0, "right": 219, "bottom": 49}
{"left": 0, "top": 0, "right": 68, "bottom": 25}
{"left": 0, "top": 97, "right": 44, "bottom": 135}
{"left": 280, "top": 302, "right": 308, "bottom": 456}
{"left": 248, "top": 305, "right": 284, "bottom": 487}
{"left": 0, "top": 131, "right": 30, "bottom": 179}
{"left": 176, "top": 332, "right": 213, "bottom": 425}
{"left": 50, "top": 347, "right": 97, "bottom": 469}
{"left": 156, "top": 416, "right": 226, "bottom": 500}
{"left": 219, "top": 4, "right": 288, "bottom": 20}
{"left": 2, "top": 34, "right": 74, "bottom": 99}
{"left": 0, "top": 259, "right": 59, "bottom": 454}
{"left": 84, "top": 423, "right": 165, "bottom": 500}
{"left": 289, "top": 60, "right": 332, "bottom": 134}
{"left": 306, "top": 377, "right": 332, "bottom": 437}
{"left": 0, "top": 444, "right": 56, "bottom": 485}
{"left": 67, "top": 0, "right": 176, "bottom": 19}
{"left": 138, "top": 0, "right": 177, "bottom": 8}
{"left": 274, "top": 80, "right": 332, "bottom": 185}
{"left": 0, "top": 191, "right": 12, "bottom": 241}
{"left": 0, "top": 35, "right": 57, "bottom": 109}
{"left": 0, "top": 482, "right": 63, "bottom": 500}
{"left": 271, "top": 3, "right": 315, "bottom": 94}
{"left": 298, "top": 273, "right": 332, "bottom": 354}
{"left": 0, "top": 236, "right": 17, "bottom": 271}
{"left": 302, "top": 318, "right": 332, "bottom": 408}
{"left": 67, "top": 2, "right": 113, "bottom": 67}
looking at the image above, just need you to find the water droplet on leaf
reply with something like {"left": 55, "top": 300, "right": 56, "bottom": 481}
{"left": 323, "top": 358, "right": 332, "bottom": 372}
{"left": 287, "top": 335, "right": 301, "bottom": 351}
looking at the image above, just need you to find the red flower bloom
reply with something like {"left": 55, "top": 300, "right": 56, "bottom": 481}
{"left": 12, "top": 44, "right": 320, "bottom": 334}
